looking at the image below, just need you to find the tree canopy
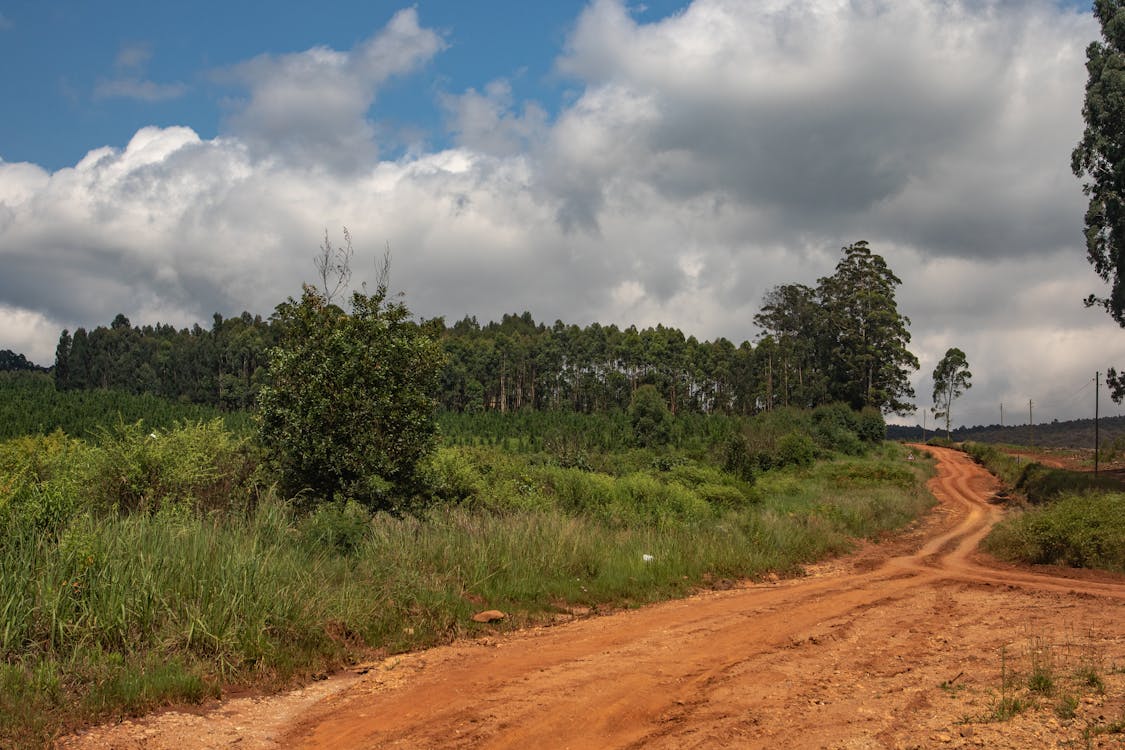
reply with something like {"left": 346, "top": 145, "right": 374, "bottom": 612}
{"left": 257, "top": 282, "right": 446, "bottom": 509}
{"left": 1073, "top": 1, "right": 1125, "bottom": 401}
{"left": 931, "top": 347, "right": 972, "bottom": 439}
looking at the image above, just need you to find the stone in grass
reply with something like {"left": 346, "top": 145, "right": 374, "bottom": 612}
{"left": 471, "top": 610, "right": 507, "bottom": 623}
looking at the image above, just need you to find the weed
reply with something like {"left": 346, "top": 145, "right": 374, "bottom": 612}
{"left": 1027, "top": 637, "right": 1055, "bottom": 696}
{"left": 986, "top": 646, "right": 1028, "bottom": 721}
{"left": 1075, "top": 664, "right": 1106, "bottom": 693}
{"left": 1055, "top": 693, "right": 1079, "bottom": 720}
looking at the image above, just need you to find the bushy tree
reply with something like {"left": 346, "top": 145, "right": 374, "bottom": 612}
{"left": 931, "top": 347, "right": 971, "bottom": 440}
{"left": 257, "top": 278, "right": 446, "bottom": 509}
{"left": 629, "top": 384, "right": 673, "bottom": 447}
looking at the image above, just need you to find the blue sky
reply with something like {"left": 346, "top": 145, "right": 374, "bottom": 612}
{"left": 0, "top": 0, "right": 687, "bottom": 170}
{"left": 0, "top": 0, "right": 1119, "bottom": 426}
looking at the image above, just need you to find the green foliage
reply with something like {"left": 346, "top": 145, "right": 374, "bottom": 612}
{"left": 83, "top": 420, "right": 255, "bottom": 514}
{"left": 629, "top": 384, "right": 673, "bottom": 448}
{"left": 857, "top": 407, "right": 887, "bottom": 443}
{"left": 258, "top": 283, "right": 446, "bottom": 509}
{"left": 722, "top": 432, "right": 757, "bottom": 482}
{"left": 932, "top": 347, "right": 972, "bottom": 439}
{"left": 984, "top": 491, "right": 1125, "bottom": 572}
{"left": 776, "top": 432, "right": 816, "bottom": 468}
{"left": 0, "top": 371, "right": 252, "bottom": 441}
{"left": 1073, "top": 0, "right": 1125, "bottom": 328}
{"left": 817, "top": 241, "right": 919, "bottom": 414}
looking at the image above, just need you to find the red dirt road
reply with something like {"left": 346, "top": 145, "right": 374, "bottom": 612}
{"left": 62, "top": 447, "right": 1125, "bottom": 749}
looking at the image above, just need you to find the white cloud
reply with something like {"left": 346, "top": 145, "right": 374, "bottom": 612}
{"left": 0, "top": 305, "right": 62, "bottom": 365}
{"left": 0, "top": 1, "right": 1117, "bottom": 423}
{"left": 217, "top": 7, "right": 445, "bottom": 171}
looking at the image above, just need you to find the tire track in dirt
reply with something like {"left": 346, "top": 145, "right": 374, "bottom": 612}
{"left": 61, "top": 446, "right": 1125, "bottom": 750}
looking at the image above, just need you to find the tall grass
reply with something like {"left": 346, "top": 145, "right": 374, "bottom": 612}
{"left": 961, "top": 441, "right": 1122, "bottom": 503}
{"left": 983, "top": 491, "right": 1125, "bottom": 572}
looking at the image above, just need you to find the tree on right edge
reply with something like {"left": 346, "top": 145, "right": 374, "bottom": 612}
{"left": 1073, "top": 0, "right": 1125, "bottom": 401}
{"left": 931, "top": 348, "right": 971, "bottom": 440}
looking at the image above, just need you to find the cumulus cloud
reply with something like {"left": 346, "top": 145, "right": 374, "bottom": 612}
{"left": 0, "top": 1, "right": 1116, "bottom": 425}
{"left": 217, "top": 7, "right": 445, "bottom": 171}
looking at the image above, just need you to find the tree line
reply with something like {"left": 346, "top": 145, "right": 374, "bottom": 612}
{"left": 49, "top": 241, "right": 919, "bottom": 417}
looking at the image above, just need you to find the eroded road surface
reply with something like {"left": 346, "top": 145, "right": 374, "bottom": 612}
{"left": 62, "top": 447, "right": 1125, "bottom": 749}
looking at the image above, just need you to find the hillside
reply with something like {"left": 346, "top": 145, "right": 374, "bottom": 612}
{"left": 886, "top": 414, "right": 1125, "bottom": 449}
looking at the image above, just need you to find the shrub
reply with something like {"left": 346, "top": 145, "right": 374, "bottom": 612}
{"left": 984, "top": 491, "right": 1125, "bottom": 572}
{"left": 856, "top": 408, "right": 886, "bottom": 443}
{"left": 722, "top": 433, "right": 757, "bottom": 482}
{"left": 629, "top": 385, "right": 673, "bottom": 448}
{"left": 776, "top": 432, "right": 816, "bottom": 468}
{"left": 84, "top": 420, "right": 254, "bottom": 514}
{"left": 258, "top": 282, "right": 445, "bottom": 509}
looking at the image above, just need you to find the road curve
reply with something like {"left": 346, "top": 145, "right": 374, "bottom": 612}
{"left": 278, "top": 445, "right": 1125, "bottom": 749}
{"left": 61, "top": 446, "right": 1125, "bottom": 750}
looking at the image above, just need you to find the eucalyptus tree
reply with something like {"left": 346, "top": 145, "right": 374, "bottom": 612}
{"left": 817, "top": 241, "right": 919, "bottom": 415}
{"left": 931, "top": 347, "right": 972, "bottom": 439}
{"left": 1074, "top": 0, "right": 1125, "bottom": 400}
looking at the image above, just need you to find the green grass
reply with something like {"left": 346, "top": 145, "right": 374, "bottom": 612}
{"left": 0, "top": 427, "right": 933, "bottom": 746}
{"left": 961, "top": 441, "right": 1122, "bottom": 504}
{"left": 983, "top": 491, "right": 1125, "bottom": 572}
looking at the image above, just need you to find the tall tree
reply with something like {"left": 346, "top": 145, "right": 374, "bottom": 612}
{"left": 753, "top": 283, "right": 825, "bottom": 409}
{"left": 1074, "top": 1, "right": 1125, "bottom": 401}
{"left": 817, "top": 241, "right": 919, "bottom": 414}
{"left": 931, "top": 347, "right": 972, "bottom": 439}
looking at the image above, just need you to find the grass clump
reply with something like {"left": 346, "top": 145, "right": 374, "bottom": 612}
{"left": 983, "top": 491, "right": 1125, "bottom": 572}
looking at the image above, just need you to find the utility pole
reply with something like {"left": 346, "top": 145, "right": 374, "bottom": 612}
{"left": 922, "top": 409, "right": 927, "bottom": 442}
{"left": 1029, "top": 399, "right": 1034, "bottom": 448}
{"left": 1096, "top": 371, "right": 1100, "bottom": 475}
{"left": 1000, "top": 402, "right": 1004, "bottom": 427}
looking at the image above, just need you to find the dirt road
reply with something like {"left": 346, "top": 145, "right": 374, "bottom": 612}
{"left": 62, "top": 447, "right": 1125, "bottom": 749}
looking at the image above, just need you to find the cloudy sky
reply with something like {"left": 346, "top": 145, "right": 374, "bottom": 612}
{"left": 0, "top": 0, "right": 1120, "bottom": 426}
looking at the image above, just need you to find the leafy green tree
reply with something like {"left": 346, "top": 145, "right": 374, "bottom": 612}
{"left": 931, "top": 347, "right": 972, "bottom": 440}
{"left": 817, "top": 241, "right": 919, "bottom": 415}
{"left": 1074, "top": 1, "right": 1125, "bottom": 401}
{"left": 754, "top": 283, "right": 827, "bottom": 409}
{"left": 1074, "top": 0, "right": 1125, "bottom": 326}
{"left": 0, "top": 350, "right": 39, "bottom": 372}
{"left": 257, "top": 275, "right": 446, "bottom": 509}
{"left": 629, "top": 384, "right": 673, "bottom": 447}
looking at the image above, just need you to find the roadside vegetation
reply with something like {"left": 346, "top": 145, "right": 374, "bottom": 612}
{"left": 0, "top": 397, "right": 931, "bottom": 746}
{"left": 959, "top": 442, "right": 1125, "bottom": 573}
{"left": 0, "top": 240, "right": 938, "bottom": 745}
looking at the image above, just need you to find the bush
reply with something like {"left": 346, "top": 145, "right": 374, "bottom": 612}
{"left": 984, "top": 491, "right": 1125, "bottom": 572}
{"left": 776, "top": 432, "right": 816, "bottom": 468}
{"left": 722, "top": 433, "right": 757, "bottom": 482}
{"left": 856, "top": 408, "right": 886, "bottom": 443}
{"left": 85, "top": 420, "right": 254, "bottom": 514}
{"left": 629, "top": 385, "right": 673, "bottom": 448}
{"left": 258, "top": 282, "right": 445, "bottom": 509}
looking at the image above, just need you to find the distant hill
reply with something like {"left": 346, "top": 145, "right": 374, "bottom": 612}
{"left": 887, "top": 415, "right": 1125, "bottom": 449}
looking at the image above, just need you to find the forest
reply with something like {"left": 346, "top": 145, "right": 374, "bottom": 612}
{"left": 45, "top": 241, "right": 918, "bottom": 417}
